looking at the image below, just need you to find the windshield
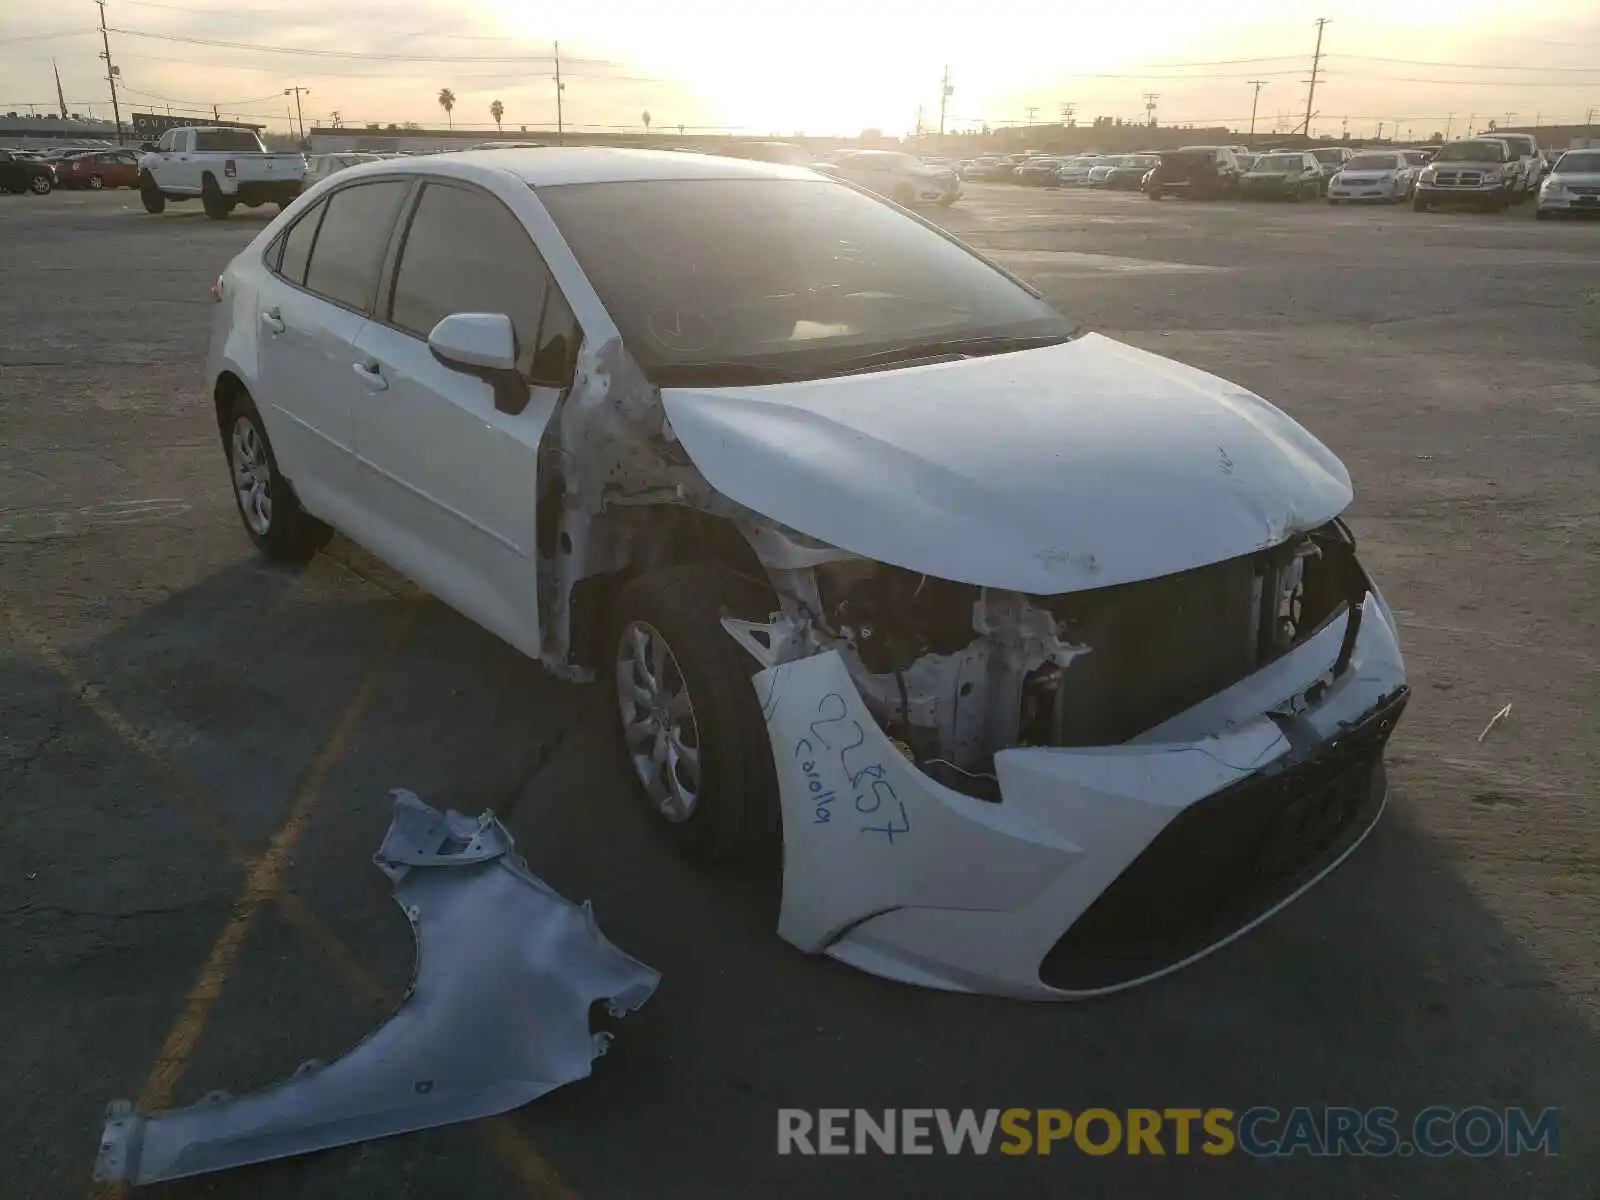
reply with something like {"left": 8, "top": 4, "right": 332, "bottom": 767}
{"left": 1557, "top": 151, "right": 1600, "bottom": 173}
{"left": 1311, "top": 149, "right": 1343, "bottom": 164}
{"left": 195, "top": 129, "right": 264, "bottom": 152}
{"left": 1434, "top": 141, "right": 1504, "bottom": 163}
{"left": 1345, "top": 154, "right": 1398, "bottom": 171}
{"left": 1123, "top": 156, "right": 1157, "bottom": 168}
{"left": 1256, "top": 154, "right": 1304, "bottom": 172}
{"left": 539, "top": 178, "right": 1076, "bottom": 385}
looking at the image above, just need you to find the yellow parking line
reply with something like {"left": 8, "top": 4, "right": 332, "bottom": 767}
{"left": 3, "top": 603, "right": 572, "bottom": 1198}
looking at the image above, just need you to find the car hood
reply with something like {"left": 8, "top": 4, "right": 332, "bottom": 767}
{"left": 659, "top": 333, "right": 1352, "bottom": 594}
{"left": 1245, "top": 170, "right": 1299, "bottom": 179}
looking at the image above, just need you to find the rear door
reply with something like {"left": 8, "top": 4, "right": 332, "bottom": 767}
{"left": 254, "top": 178, "right": 412, "bottom": 527}
{"left": 349, "top": 179, "right": 579, "bottom": 657}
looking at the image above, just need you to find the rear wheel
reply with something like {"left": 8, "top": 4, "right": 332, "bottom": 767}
{"left": 139, "top": 172, "right": 166, "bottom": 214}
{"left": 28, "top": 173, "right": 52, "bottom": 195}
{"left": 1146, "top": 187, "right": 1163, "bottom": 200}
{"left": 223, "top": 388, "right": 331, "bottom": 563}
{"left": 201, "top": 176, "right": 234, "bottom": 220}
{"left": 612, "top": 565, "right": 780, "bottom": 863}
{"left": 1412, "top": 195, "right": 1430, "bottom": 212}
{"left": 88, "top": 175, "right": 105, "bottom": 190}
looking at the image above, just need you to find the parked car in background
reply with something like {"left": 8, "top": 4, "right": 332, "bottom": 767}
{"left": 1535, "top": 148, "right": 1600, "bottom": 220}
{"left": 0, "top": 148, "right": 56, "bottom": 195}
{"left": 961, "top": 156, "right": 1001, "bottom": 179}
{"left": 1015, "top": 156, "right": 1066, "bottom": 185}
{"left": 1058, "top": 155, "right": 1112, "bottom": 186}
{"left": 822, "top": 149, "right": 961, "bottom": 207}
{"left": 1413, "top": 139, "right": 1517, "bottom": 212}
{"left": 1099, "top": 154, "right": 1160, "bottom": 190}
{"left": 1308, "top": 147, "right": 1352, "bottom": 193}
{"left": 1240, "top": 151, "right": 1323, "bottom": 200}
{"left": 1489, "top": 132, "right": 1541, "bottom": 201}
{"left": 59, "top": 147, "right": 141, "bottom": 190}
{"left": 304, "top": 152, "right": 384, "bottom": 187}
{"left": 1146, "top": 147, "right": 1244, "bottom": 200}
{"left": 1326, "top": 151, "right": 1417, "bottom": 203}
{"left": 206, "top": 147, "right": 1408, "bottom": 998}
{"left": 1085, "top": 159, "right": 1122, "bottom": 186}
{"left": 1234, "top": 153, "right": 1259, "bottom": 173}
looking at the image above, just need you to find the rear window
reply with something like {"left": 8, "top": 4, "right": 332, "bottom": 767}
{"left": 195, "top": 130, "right": 263, "bottom": 153}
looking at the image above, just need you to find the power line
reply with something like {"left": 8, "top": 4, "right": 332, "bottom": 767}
{"left": 0, "top": 28, "right": 96, "bottom": 45}
{"left": 105, "top": 26, "right": 615, "bottom": 65}
{"left": 1329, "top": 53, "right": 1600, "bottom": 73}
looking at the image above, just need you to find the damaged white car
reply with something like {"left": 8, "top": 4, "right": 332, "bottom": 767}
{"left": 207, "top": 148, "right": 1408, "bottom": 1000}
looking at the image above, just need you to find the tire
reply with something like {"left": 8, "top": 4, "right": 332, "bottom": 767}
{"left": 201, "top": 175, "right": 234, "bottom": 220}
{"left": 139, "top": 173, "right": 166, "bottom": 214}
{"left": 611, "top": 565, "right": 780, "bottom": 863}
{"left": 891, "top": 183, "right": 915, "bottom": 207}
{"left": 1146, "top": 188, "right": 1163, "bottom": 200}
{"left": 28, "top": 173, "right": 52, "bottom": 195}
{"left": 88, "top": 175, "right": 105, "bottom": 190}
{"left": 1413, "top": 196, "right": 1430, "bottom": 212}
{"left": 223, "top": 388, "right": 331, "bottom": 564}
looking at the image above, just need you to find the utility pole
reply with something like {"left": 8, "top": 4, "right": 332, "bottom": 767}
{"left": 1059, "top": 101, "right": 1075, "bottom": 126}
{"left": 1247, "top": 80, "right": 1266, "bottom": 145}
{"left": 1301, "top": 17, "right": 1330, "bottom": 137}
{"left": 938, "top": 65, "right": 952, "bottom": 137}
{"left": 1503, "top": 111, "right": 1515, "bottom": 128}
{"left": 1444, "top": 112, "right": 1454, "bottom": 140}
{"left": 1024, "top": 105, "right": 1038, "bottom": 127}
{"left": 94, "top": 0, "right": 124, "bottom": 144}
{"left": 915, "top": 104, "right": 924, "bottom": 136}
{"left": 53, "top": 60, "right": 68, "bottom": 119}
{"left": 1467, "top": 112, "right": 1476, "bottom": 136}
{"left": 212, "top": 104, "right": 220, "bottom": 120}
{"left": 284, "top": 86, "right": 309, "bottom": 143}
{"left": 1143, "top": 91, "right": 1159, "bottom": 127}
{"left": 553, "top": 41, "right": 565, "bottom": 145}
{"left": 1376, "top": 120, "right": 1383, "bottom": 141}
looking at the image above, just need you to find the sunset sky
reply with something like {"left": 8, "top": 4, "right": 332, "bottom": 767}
{"left": 3, "top": 0, "right": 1596, "bottom": 140}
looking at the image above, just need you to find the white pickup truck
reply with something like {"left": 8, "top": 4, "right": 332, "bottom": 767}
{"left": 137, "top": 126, "right": 306, "bottom": 219}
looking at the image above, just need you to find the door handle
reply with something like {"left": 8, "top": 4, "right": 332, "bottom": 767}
{"left": 261, "top": 308, "right": 285, "bottom": 335}
{"left": 352, "top": 361, "right": 389, "bottom": 391}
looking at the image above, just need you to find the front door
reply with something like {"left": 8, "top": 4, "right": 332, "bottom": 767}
{"left": 349, "top": 179, "right": 580, "bottom": 658}
{"left": 254, "top": 178, "right": 411, "bottom": 527}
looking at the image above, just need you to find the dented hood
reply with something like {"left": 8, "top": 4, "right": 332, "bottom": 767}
{"left": 660, "top": 332, "right": 1351, "bottom": 594}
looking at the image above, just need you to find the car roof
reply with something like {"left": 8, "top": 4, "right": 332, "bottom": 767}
{"left": 341, "top": 146, "right": 817, "bottom": 187}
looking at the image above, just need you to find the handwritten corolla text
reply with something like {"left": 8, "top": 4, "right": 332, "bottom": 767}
{"left": 792, "top": 692, "right": 911, "bottom": 843}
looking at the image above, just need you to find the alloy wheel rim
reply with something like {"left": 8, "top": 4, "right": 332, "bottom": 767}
{"left": 89, "top": 176, "right": 104, "bottom": 189}
{"left": 30, "top": 175, "right": 49, "bottom": 193}
{"left": 615, "top": 620, "right": 702, "bottom": 823}
{"left": 230, "top": 416, "right": 273, "bottom": 535}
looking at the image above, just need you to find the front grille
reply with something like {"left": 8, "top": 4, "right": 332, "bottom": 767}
{"left": 1568, "top": 184, "right": 1600, "bottom": 196}
{"left": 1433, "top": 170, "right": 1483, "bottom": 186}
{"left": 1038, "top": 687, "right": 1407, "bottom": 991}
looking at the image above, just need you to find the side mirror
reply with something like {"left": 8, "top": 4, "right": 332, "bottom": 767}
{"left": 428, "top": 313, "right": 527, "bottom": 414}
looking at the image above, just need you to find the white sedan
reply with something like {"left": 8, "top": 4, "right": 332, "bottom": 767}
{"left": 207, "top": 148, "right": 1408, "bottom": 999}
{"left": 1536, "top": 148, "right": 1600, "bottom": 220}
{"left": 1326, "top": 151, "right": 1417, "bottom": 203}
{"left": 1057, "top": 155, "right": 1110, "bottom": 186}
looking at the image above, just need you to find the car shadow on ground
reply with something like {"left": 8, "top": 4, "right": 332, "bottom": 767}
{"left": 2, "top": 553, "right": 1595, "bottom": 1198}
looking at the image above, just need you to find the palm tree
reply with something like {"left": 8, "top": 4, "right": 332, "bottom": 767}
{"left": 490, "top": 99, "right": 504, "bottom": 132}
{"left": 437, "top": 87, "right": 456, "bottom": 129}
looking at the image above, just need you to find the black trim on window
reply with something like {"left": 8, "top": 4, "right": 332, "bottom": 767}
{"left": 260, "top": 173, "right": 415, "bottom": 318}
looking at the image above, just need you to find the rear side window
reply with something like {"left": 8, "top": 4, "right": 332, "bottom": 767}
{"left": 275, "top": 198, "right": 326, "bottom": 285}
{"left": 388, "top": 182, "right": 576, "bottom": 385}
{"left": 303, "top": 181, "right": 409, "bottom": 312}
{"left": 194, "top": 130, "right": 262, "bottom": 153}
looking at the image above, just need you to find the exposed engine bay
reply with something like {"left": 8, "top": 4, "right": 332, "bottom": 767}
{"left": 728, "top": 520, "right": 1367, "bottom": 798}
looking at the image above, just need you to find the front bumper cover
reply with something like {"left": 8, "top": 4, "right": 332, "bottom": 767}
{"left": 754, "top": 586, "right": 1407, "bottom": 999}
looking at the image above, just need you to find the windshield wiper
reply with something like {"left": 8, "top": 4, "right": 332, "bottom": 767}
{"left": 649, "top": 360, "right": 806, "bottom": 385}
{"left": 822, "top": 332, "right": 1077, "bottom": 376}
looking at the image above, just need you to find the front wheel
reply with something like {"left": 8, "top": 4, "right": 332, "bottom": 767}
{"left": 28, "top": 173, "right": 52, "bottom": 195}
{"left": 612, "top": 565, "right": 780, "bottom": 863}
{"left": 1413, "top": 196, "right": 1430, "bottom": 212}
{"left": 1146, "top": 187, "right": 1163, "bottom": 200}
{"left": 88, "top": 175, "right": 105, "bottom": 190}
{"left": 139, "top": 173, "right": 166, "bottom": 213}
{"left": 224, "top": 389, "right": 330, "bottom": 563}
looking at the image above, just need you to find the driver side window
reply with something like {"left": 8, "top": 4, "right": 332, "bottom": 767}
{"left": 156, "top": 130, "right": 176, "bottom": 152}
{"left": 387, "top": 181, "right": 578, "bottom": 387}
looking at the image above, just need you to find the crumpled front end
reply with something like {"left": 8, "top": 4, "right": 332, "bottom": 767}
{"left": 736, "top": 522, "right": 1408, "bottom": 998}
